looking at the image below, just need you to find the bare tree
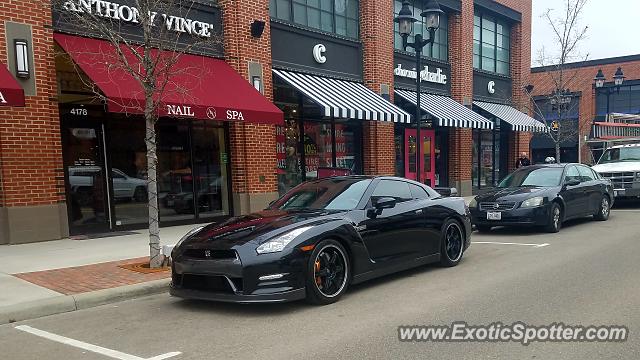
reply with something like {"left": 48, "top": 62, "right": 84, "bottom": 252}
{"left": 527, "top": 0, "right": 589, "bottom": 163}
{"left": 51, "top": 0, "right": 222, "bottom": 267}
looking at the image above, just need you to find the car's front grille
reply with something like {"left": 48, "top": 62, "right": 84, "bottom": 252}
{"left": 175, "top": 274, "right": 241, "bottom": 293}
{"left": 479, "top": 202, "right": 516, "bottom": 211}
{"left": 599, "top": 172, "right": 635, "bottom": 189}
{"left": 183, "top": 249, "right": 238, "bottom": 260}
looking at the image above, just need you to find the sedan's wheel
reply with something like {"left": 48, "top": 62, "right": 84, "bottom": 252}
{"left": 593, "top": 196, "right": 610, "bottom": 221}
{"left": 306, "top": 240, "right": 349, "bottom": 305}
{"left": 440, "top": 219, "right": 464, "bottom": 267}
{"left": 544, "top": 202, "right": 562, "bottom": 233}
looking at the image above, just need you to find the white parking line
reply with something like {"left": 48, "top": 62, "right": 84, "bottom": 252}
{"left": 472, "top": 241, "right": 550, "bottom": 248}
{"left": 15, "top": 325, "right": 181, "bottom": 360}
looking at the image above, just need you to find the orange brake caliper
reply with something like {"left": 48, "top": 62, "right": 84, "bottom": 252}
{"left": 314, "top": 260, "right": 322, "bottom": 287}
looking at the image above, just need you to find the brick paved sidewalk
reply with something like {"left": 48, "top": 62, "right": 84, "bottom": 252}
{"left": 13, "top": 257, "right": 170, "bottom": 295}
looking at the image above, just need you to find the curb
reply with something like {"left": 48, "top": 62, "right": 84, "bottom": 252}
{"left": 0, "top": 278, "right": 170, "bottom": 325}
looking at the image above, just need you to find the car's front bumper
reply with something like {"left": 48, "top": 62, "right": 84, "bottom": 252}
{"left": 470, "top": 204, "right": 551, "bottom": 227}
{"left": 612, "top": 188, "right": 640, "bottom": 199}
{"left": 170, "top": 284, "right": 306, "bottom": 303}
{"left": 170, "top": 248, "right": 308, "bottom": 303}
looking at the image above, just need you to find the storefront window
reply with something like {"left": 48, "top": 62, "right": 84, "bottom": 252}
{"left": 270, "top": 0, "right": 359, "bottom": 38}
{"left": 473, "top": 128, "right": 502, "bottom": 191}
{"left": 473, "top": 12, "right": 510, "bottom": 75}
{"left": 393, "top": 0, "right": 448, "bottom": 61}
{"left": 304, "top": 121, "right": 333, "bottom": 179}
{"left": 277, "top": 120, "right": 303, "bottom": 194}
{"left": 107, "top": 118, "right": 147, "bottom": 226}
{"left": 191, "top": 122, "right": 230, "bottom": 219}
{"left": 335, "top": 120, "right": 363, "bottom": 174}
{"left": 276, "top": 118, "right": 363, "bottom": 195}
{"left": 157, "top": 123, "right": 195, "bottom": 223}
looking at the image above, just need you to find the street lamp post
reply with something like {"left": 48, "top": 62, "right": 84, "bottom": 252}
{"left": 594, "top": 67, "right": 625, "bottom": 121}
{"left": 594, "top": 67, "right": 625, "bottom": 156}
{"left": 394, "top": 0, "right": 443, "bottom": 183}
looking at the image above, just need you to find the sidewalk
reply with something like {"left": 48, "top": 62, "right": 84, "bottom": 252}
{"left": 0, "top": 224, "right": 199, "bottom": 324}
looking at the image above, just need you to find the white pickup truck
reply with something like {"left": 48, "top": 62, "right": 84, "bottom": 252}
{"left": 591, "top": 143, "right": 640, "bottom": 199}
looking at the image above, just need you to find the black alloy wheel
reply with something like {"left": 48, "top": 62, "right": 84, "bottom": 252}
{"left": 545, "top": 202, "right": 562, "bottom": 233}
{"left": 593, "top": 195, "right": 610, "bottom": 221}
{"left": 306, "top": 240, "right": 349, "bottom": 305}
{"left": 440, "top": 219, "right": 464, "bottom": 267}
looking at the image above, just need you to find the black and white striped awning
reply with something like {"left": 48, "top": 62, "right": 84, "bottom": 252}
{"left": 273, "top": 69, "right": 411, "bottom": 123}
{"left": 473, "top": 101, "right": 548, "bottom": 132}
{"left": 394, "top": 90, "right": 494, "bottom": 129}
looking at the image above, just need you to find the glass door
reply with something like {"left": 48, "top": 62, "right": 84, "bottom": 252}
{"left": 62, "top": 120, "right": 111, "bottom": 234}
{"left": 404, "top": 128, "right": 436, "bottom": 186}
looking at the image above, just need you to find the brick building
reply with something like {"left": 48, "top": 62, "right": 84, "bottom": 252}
{"left": 531, "top": 54, "right": 640, "bottom": 164}
{"left": 1, "top": 0, "right": 536, "bottom": 244}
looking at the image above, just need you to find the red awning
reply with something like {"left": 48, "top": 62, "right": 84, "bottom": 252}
{"left": 0, "top": 63, "right": 25, "bottom": 107}
{"left": 54, "top": 33, "right": 283, "bottom": 124}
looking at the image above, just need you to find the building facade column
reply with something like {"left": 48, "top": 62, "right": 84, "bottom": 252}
{"left": 360, "top": 0, "right": 396, "bottom": 176}
{"left": 447, "top": 0, "right": 474, "bottom": 196}
{"left": 220, "top": 0, "right": 279, "bottom": 214}
{"left": 0, "top": 0, "right": 67, "bottom": 244}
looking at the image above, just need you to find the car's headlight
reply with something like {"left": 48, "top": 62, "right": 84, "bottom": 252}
{"left": 256, "top": 226, "right": 314, "bottom": 254}
{"left": 468, "top": 198, "right": 477, "bottom": 208}
{"left": 520, "top": 197, "right": 544, "bottom": 208}
{"left": 174, "top": 225, "right": 205, "bottom": 249}
{"left": 636, "top": 172, "right": 640, "bottom": 180}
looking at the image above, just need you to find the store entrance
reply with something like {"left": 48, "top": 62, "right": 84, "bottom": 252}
{"left": 62, "top": 117, "right": 111, "bottom": 234}
{"left": 404, "top": 129, "right": 436, "bottom": 186}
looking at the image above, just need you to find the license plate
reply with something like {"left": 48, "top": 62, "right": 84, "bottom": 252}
{"left": 166, "top": 200, "right": 175, "bottom": 207}
{"left": 614, "top": 190, "right": 624, "bottom": 197}
{"left": 487, "top": 212, "right": 502, "bottom": 220}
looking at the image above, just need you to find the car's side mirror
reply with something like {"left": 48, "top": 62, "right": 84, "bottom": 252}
{"left": 375, "top": 197, "right": 397, "bottom": 210}
{"left": 434, "top": 187, "right": 458, "bottom": 197}
{"left": 367, "top": 197, "right": 397, "bottom": 218}
{"left": 564, "top": 178, "right": 581, "bottom": 187}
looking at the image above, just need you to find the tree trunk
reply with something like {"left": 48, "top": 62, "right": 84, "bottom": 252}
{"left": 145, "top": 103, "right": 162, "bottom": 268}
{"left": 555, "top": 141, "right": 561, "bottom": 164}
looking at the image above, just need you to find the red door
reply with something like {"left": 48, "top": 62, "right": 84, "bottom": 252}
{"left": 404, "top": 129, "right": 436, "bottom": 186}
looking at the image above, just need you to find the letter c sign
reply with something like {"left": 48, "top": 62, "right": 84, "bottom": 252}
{"left": 488, "top": 81, "right": 495, "bottom": 94}
{"left": 313, "top": 44, "right": 327, "bottom": 64}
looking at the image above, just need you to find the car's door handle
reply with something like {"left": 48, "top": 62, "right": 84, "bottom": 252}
{"left": 415, "top": 209, "right": 423, "bottom": 214}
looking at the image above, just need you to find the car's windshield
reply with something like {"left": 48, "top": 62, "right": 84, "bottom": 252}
{"left": 270, "top": 178, "right": 372, "bottom": 211}
{"left": 598, "top": 147, "right": 640, "bottom": 164}
{"left": 498, "top": 167, "right": 564, "bottom": 188}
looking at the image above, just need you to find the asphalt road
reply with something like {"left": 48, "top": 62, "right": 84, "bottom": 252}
{"left": 2, "top": 208, "right": 640, "bottom": 359}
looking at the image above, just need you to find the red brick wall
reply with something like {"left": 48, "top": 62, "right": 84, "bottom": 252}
{"left": 362, "top": 121, "right": 395, "bottom": 176}
{"left": 531, "top": 59, "right": 640, "bottom": 163}
{"left": 220, "top": 0, "right": 278, "bottom": 194}
{"left": 0, "top": 0, "right": 63, "bottom": 207}
{"left": 360, "top": 0, "right": 396, "bottom": 176}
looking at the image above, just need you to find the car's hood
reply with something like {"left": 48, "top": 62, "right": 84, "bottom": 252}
{"left": 181, "top": 209, "right": 346, "bottom": 249}
{"left": 592, "top": 162, "right": 640, "bottom": 173}
{"left": 475, "top": 186, "right": 549, "bottom": 203}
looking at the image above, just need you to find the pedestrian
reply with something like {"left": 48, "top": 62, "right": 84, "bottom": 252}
{"left": 516, "top": 152, "right": 531, "bottom": 168}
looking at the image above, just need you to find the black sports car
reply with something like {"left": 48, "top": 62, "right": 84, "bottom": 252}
{"left": 170, "top": 176, "right": 471, "bottom": 305}
{"left": 469, "top": 164, "right": 614, "bottom": 233}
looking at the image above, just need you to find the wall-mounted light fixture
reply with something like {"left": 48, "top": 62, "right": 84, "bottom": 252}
{"left": 14, "top": 39, "right": 30, "bottom": 79}
{"left": 252, "top": 76, "right": 262, "bottom": 92}
{"left": 251, "top": 20, "right": 266, "bottom": 38}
